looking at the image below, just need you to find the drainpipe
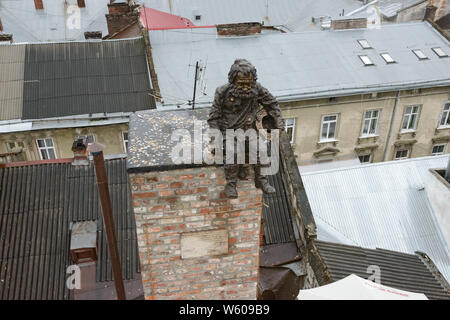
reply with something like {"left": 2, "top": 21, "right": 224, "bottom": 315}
{"left": 383, "top": 91, "right": 401, "bottom": 162}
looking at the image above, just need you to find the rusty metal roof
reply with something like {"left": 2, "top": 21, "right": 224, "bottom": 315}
{"left": 315, "top": 240, "right": 450, "bottom": 300}
{"left": 0, "top": 158, "right": 140, "bottom": 300}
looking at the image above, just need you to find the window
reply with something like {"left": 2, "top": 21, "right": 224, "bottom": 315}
{"left": 412, "top": 49, "right": 428, "bottom": 60}
{"left": 123, "top": 132, "right": 129, "bottom": 152}
{"left": 361, "top": 110, "right": 380, "bottom": 136}
{"left": 432, "top": 47, "right": 448, "bottom": 58}
{"left": 76, "top": 135, "right": 95, "bottom": 146}
{"left": 394, "top": 149, "right": 409, "bottom": 160}
{"left": 358, "top": 154, "right": 372, "bottom": 164}
{"left": 439, "top": 103, "right": 450, "bottom": 128}
{"left": 380, "top": 53, "right": 395, "bottom": 64}
{"left": 6, "top": 141, "right": 25, "bottom": 151}
{"left": 401, "top": 105, "right": 420, "bottom": 131}
{"left": 359, "top": 55, "right": 374, "bottom": 66}
{"left": 432, "top": 144, "right": 445, "bottom": 156}
{"left": 357, "top": 39, "right": 372, "bottom": 49}
{"left": 36, "top": 138, "right": 57, "bottom": 160}
{"left": 320, "top": 114, "right": 338, "bottom": 141}
{"left": 284, "top": 118, "right": 296, "bottom": 144}
{"left": 195, "top": 15, "right": 201, "bottom": 20}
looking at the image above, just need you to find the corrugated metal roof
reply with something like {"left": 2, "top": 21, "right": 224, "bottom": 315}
{"left": 143, "top": 0, "right": 361, "bottom": 31}
{"left": 262, "top": 159, "right": 297, "bottom": 245}
{"left": 0, "top": 44, "right": 24, "bottom": 120}
{"left": 0, "top": 158, "right": 140, "bottom": 300}
{"left": 21, "top": 37, "right": 154, "bottom": 119}
{"left": 302, "top": 155, "right": 450, "bottom": 283}
{"left": 149, "top": 22, "right": 450, "bottom": 108}
{"left": 378, "top": 0, "right": 426, "bottom": 18}
{"left": 0, "top": 0, "right": 110, "bottom": 43}
{"left": 315, "top": 240, "right": 449, "bottom": 300}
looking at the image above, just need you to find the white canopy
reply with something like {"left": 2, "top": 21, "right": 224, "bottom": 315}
{"left": 297, "top": 274, "right": 428, "bottom": 300}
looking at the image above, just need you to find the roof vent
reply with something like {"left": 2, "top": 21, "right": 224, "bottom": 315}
{"left": 70, "top": 221, "right": 98, "bottom": 264}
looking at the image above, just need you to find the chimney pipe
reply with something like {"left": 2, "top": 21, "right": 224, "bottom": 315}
{"left": 89, "top": 142, "right": 126, "bottom": 300}
{"left": 72, "top": 138, "right": 89, "bottom": 165}
{"left": 77, "top": 0, "right": 86, "bottom": 8}
{"left": 34, "top": 0, "right": 44, "bottom": 10}
{"left": 0, "top": 34, "right": 13, "bottom": 44}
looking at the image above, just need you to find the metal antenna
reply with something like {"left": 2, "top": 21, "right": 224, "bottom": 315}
{"left": 192, "top": 61, "right": 199, "bottom": 110}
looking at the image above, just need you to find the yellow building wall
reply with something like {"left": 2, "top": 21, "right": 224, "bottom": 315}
{"left": 0, "top": 123, "right": 129, "bottom": 162}
{"left": 281, "top": 87, "right": 450, "bottom": 164}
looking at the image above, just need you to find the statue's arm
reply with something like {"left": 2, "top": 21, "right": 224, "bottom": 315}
{"left": 208, "top": 87, "right": 224, "bottom": 130}
{"left": 257, "top": 84, "right": 285, "bottom": 129}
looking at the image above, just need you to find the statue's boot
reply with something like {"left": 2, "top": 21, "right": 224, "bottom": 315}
{"left": 238, "top": 165, "right": 248, "bottom": 180}
{"left": 254, "top": 165, "right": 276, "bottom": 194}
{"left": 224, "top": 165, "right": 239, "bottom": 199}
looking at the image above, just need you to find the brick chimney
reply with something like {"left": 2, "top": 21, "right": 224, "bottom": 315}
{"left": 34, "top": 0, "right": 44, "bottom": 10}
{"left": 127, "top": 109, "right": 263, "bottom": 300}
{"left": 0, "top": 34, "right": 13, "bottom": 44}
{"left": 217, "top": 22, "right": 262, "bottom": 36}
{"left": 77, "top": 0, "right": 86, "bottom": 8}
{"left": 72, "top": 138, "right": 89, "bottom": 165}
{"left": 424, "top": 4, "right": 438, "bottom": 21}
{"left": 331, "top": 18, "right": 367, "bottom": 30}
{"left": 105, "top": 1, "right": 140, "bottom": 36}
{"left": 84, "top": 31, "right": 102, "bottom": 40}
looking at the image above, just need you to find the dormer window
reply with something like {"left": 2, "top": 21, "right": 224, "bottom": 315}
{"left": 359, "top": 55, "right": 374, "bottom": 66}
{"left": 380, "top": 53, "right": 395, "bottom": 64}
{"left": 432, "top": 47, "right": 448, "bottom": 58}
{"left": 357, "top": 39, "right": 372, "bottom": 49}
{"left": 412, "top": 49, "right": 428, "bottom": 60}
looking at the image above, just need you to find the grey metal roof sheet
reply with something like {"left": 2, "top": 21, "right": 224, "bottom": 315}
{"left": 315, "top": 240, "right": 449, "bottom": 300}
{"left": 0, "top": 158, "right": 140, "bottom": 300}
{"left": 21, "top": 37, "right": 154, "bottom": 119}
{"left": 0, "top": 0, "right": 109, "bottom": 43}
{"left": 149, "top": 22, "right": 450, "bottom": 108}
{"left": 143, "top": 0, "right": 361, "bottom": 31}
{"left": 301, "top": 155, "right": 450, "bottom": 283}
{"left": 0, "top": 44, "right": 24, "bottom": 120}
{"left": 378, "top": 0, "right": 426, "bottom": 18}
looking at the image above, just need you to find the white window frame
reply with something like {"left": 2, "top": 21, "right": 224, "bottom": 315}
{"left": 284, "top": 118, "right": 296, "bottom": 144}
{"left": 320, "top": 114, "right": 338, "bottom": 142}
{"left": 6, "top": 141, "right": 25, "bottom": 152}
{"left": 76, "top": 134, "right": 95, "bottom": 146}
{"left": 432, "top": 47, "right": 448, "bottom": 58}
{"left": 431, "top": 144, "right": 446, "bottom": 156}
{"left": 122, "top": 131, "right": 129, "bottom": 153}
{"left": 36, "top": 138, "right": 57, "bottom": 160}
{"left": 359, "top": 55, "right": 374, "bottom": 66}
{"left": 438, "top": 102, "right": 450, "bottom": 129}
{"left": 361, "top": 109, "right": 380, "bottom": 137}
{"left": 394, "top": 148, "right": 410, "bottom": 160}
{"left": 401, "top": 105, "right": 420, "bottom": 132}
{"left": 412, "top": 49, "right": 428, "bottom": 60}
{"left": 358, "top": 153, "right": 372, "bottom": 164}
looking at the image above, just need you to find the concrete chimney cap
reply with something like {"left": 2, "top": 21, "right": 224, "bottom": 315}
{"left": 88, "top": 142, "right": 106, "bottom": 153}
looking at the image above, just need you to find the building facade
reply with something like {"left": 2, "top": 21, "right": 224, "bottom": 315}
{"left": 281, "top": 86, "right": 450, "bottom": 164}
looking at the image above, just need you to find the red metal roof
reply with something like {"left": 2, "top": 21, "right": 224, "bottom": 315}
{"left": 139, "top": 6, "right": 214, "bottom": 30}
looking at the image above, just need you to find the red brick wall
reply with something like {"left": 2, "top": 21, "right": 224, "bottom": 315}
{"left": 129, "top": 167, "right": 263, "bottom": 300}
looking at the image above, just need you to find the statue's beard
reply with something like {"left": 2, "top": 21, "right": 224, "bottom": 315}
{"left": 229, "top": 84, "right": 257, "bottom": 99}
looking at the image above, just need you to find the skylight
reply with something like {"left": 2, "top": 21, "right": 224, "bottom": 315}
{"left": 358, "top": 39, "right": 372, "bottom": 49}
{"left": 359, "top": 55, "right": 374, "bottom": 66}
{"left": 412, "top": 49, "right": 428, "bottom": 60}
{"left": 380, "top": 53, "right": 395, "bottom": 64}
{"left": 432, "top": 47, "right": 448, "bottom": 58}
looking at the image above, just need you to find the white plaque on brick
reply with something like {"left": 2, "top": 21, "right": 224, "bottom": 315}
{"left": 181, "top": 229, "right": 228, "bottom": 259}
